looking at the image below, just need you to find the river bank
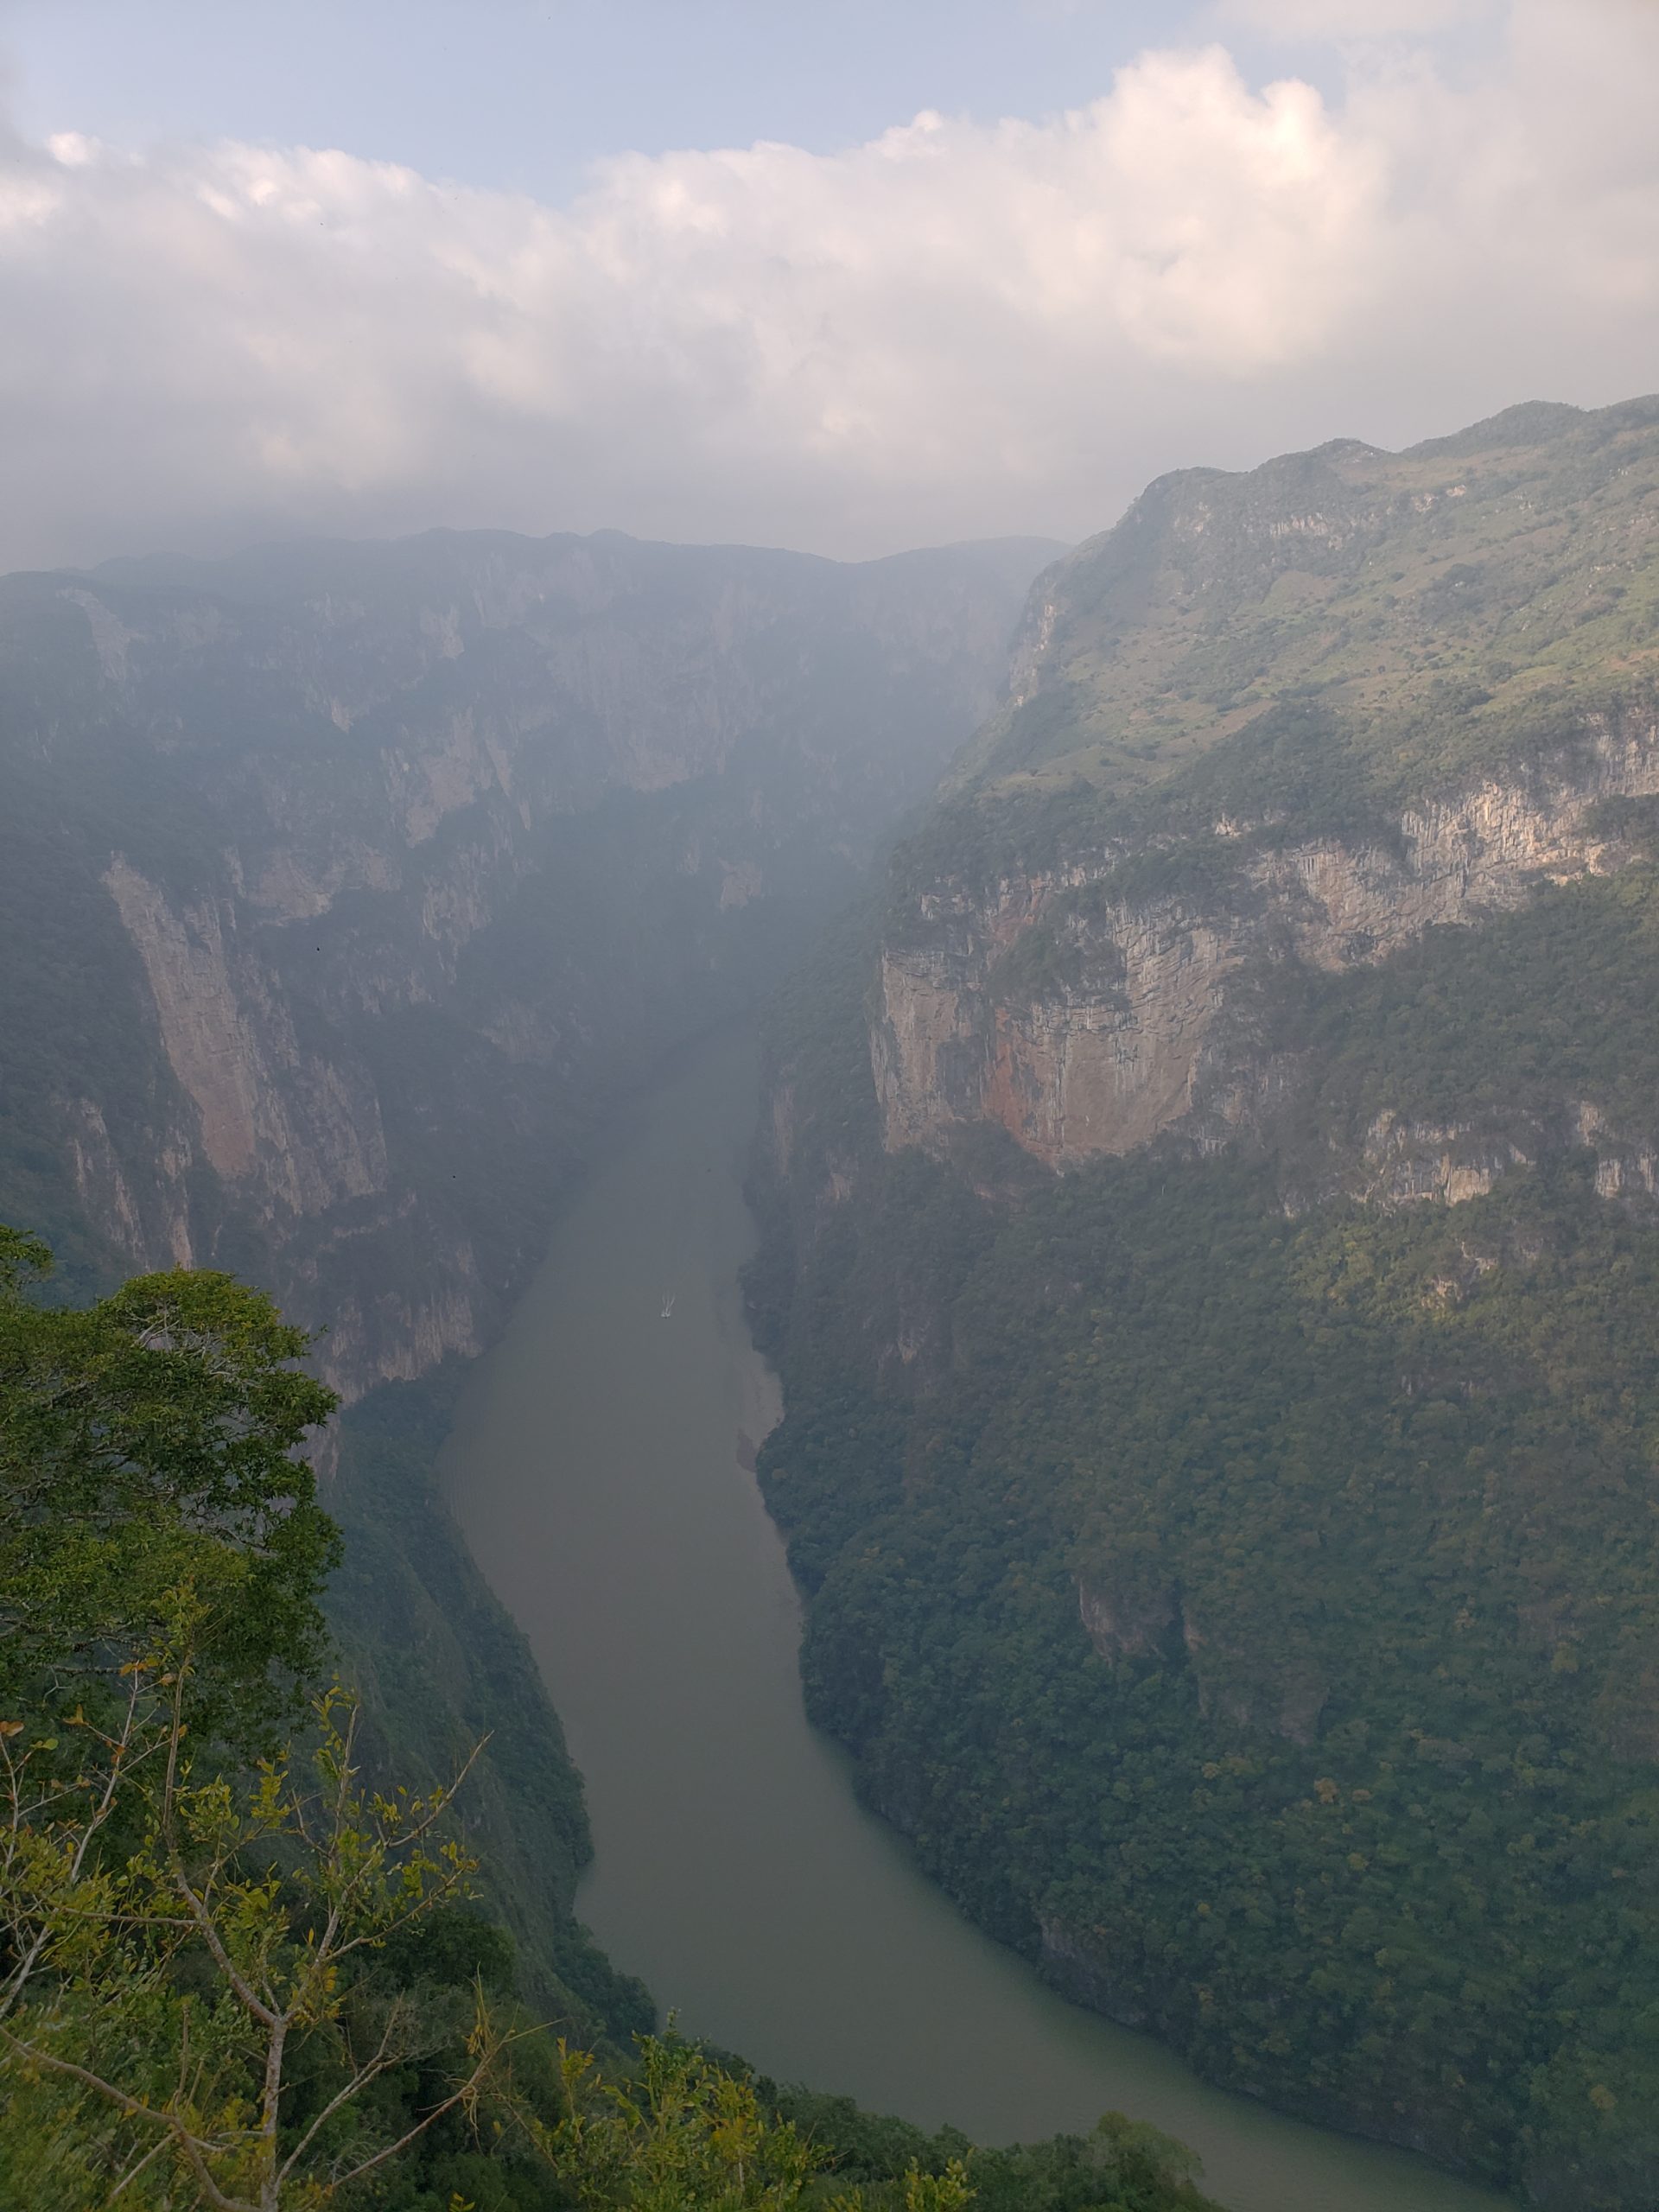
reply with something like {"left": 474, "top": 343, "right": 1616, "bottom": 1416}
{"left": 441, "top": 1023, "right": 1511, "bottom": 2212}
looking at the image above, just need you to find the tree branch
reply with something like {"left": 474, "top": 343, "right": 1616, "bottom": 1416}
{"left": 318, "top": 2015, "right": 533, "bottom": 2197}
{"left": 275, "top": 2004, "right": 407, "bottom": 2183}
{"left": 158, "top": 1670, "right": 282, "bottom": 2035}
{"left": 0, "top": 2021, "right": 257, "bottom": 2212}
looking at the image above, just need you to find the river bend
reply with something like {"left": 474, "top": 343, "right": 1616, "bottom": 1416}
{"left": 443, "top": 1027, "right": 1509, "bottom": 2212}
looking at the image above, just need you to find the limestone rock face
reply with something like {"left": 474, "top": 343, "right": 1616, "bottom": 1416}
{"left": 874, "top": 711, "right": 1659, "bottom": 1175}
{"left": 869, "top": 394, "right": 1659, "bottom": 1191}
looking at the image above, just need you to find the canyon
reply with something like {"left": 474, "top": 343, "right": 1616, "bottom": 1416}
{"left": 2, "top": 528, "right": 1052, "bottom": 1395}
{"left": 0, "top": 523, "right": 1053, "bottom": 2031}
{"left": 9, "top": 391, "right": 1659, "bottom": 2203}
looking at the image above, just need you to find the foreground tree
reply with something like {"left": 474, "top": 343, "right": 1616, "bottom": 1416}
{"left": 0, "top": 1227, "right": 340, "bottom": 1743}
{"left": 0, "top": 1633, "right": 513, "bottom": 2209}
{"left": 525, "top": 2035, "right": 970, "bottom": 2212}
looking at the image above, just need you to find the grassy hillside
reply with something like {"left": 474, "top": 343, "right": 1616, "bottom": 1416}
{"left": 966, "top": 396, "right": 1659, "bottom": 808}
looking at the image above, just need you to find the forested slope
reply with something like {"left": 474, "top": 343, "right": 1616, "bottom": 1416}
{"left": 750, "top": 397, "right": 1659, "bottom": 2209}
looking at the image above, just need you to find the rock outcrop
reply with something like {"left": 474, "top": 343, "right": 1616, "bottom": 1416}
{"left": 874, "top": 710, "right": 1659, "bottom": 1176}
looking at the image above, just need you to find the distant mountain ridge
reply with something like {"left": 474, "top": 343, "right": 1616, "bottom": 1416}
{"left": 90, "top": 525, "right": 1064, "bottom": 607}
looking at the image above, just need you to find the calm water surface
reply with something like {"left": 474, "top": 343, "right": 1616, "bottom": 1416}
{"left": 443, "top": 1026, "right": 1510, "bottom": 2212}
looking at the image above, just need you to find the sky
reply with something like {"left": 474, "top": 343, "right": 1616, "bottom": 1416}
{"left": 0, "top": 0, "right": 1656, "bottom": 569}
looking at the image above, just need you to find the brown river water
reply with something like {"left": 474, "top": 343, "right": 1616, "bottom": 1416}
{"left": 442, "top": 1024, "right": 1511, "bottom": 2212}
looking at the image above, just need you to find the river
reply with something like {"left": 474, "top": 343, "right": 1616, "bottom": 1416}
{"left": 442, "top": 1025, "right": 1510, "bottom": 2212}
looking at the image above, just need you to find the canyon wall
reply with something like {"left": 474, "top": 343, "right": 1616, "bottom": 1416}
{"left": 873, "top": 707, "right": 1659, "bottom": 1183}
{"left": 747, "top": 400, "right": 1659, "bottom": 2202}
{"left": 0, "top": 523, "right": 1055, "bottom": 2024}
{"left": 0, "top": 528, "right": 1052, "bottom": 1399}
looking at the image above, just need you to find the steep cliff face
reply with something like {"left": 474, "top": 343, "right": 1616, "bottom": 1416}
{"left": 0, "top": 526, "right": 1052, "bottom": 1395}
{"left": 874, "top": 707, "right": 1659, "bottom": 1173}
{"left": 868, "top": 394, "right": 1659, "bottom": 1192}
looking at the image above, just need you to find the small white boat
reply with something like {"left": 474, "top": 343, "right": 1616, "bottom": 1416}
{"left": 661, "top": 1292, "right": 676, "bottom": 1319}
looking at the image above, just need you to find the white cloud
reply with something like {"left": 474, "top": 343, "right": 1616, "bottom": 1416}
{"left": 0, "top": 0, "right": 1656, "bottom": 568}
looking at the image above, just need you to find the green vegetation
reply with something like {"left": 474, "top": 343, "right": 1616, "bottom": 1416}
{"left": 756, "top": 1151, "right": 1659, "bottom": 2206}
{"left": 0, "top": 1226, "right": 339, "bottom": 1744}
{"left": 752, "top": 853, "right": 1659, "bottom": 2208}
{"left": 766, "top": 2088, "right": 1216, "bottom": 2212}
{"left": 958, "top": 397, "right": 1659, "bottom": 812}
{"left": 1285, "top": 862, "right": 1659, "bottom": 1147}
{"left": 1, "top": 1232, "right": 1217, "bottom": 2211}
{"left": 888, "top": 399, "right": 1659, "bottom": 948}
{"left": 753, "top": 391, "right": 1659, "bottom": 2206}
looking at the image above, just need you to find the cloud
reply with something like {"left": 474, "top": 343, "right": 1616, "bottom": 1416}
{"left": 1216, "top": 0, "right": 1495, "bottom": 36}
{"left": 0, "top": 0, "right": 1656, "bottom": 568}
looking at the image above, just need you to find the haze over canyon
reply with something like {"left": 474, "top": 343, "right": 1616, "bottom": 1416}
{"left": 3, "top": 7, "right": 1659, "bottom": 2210}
